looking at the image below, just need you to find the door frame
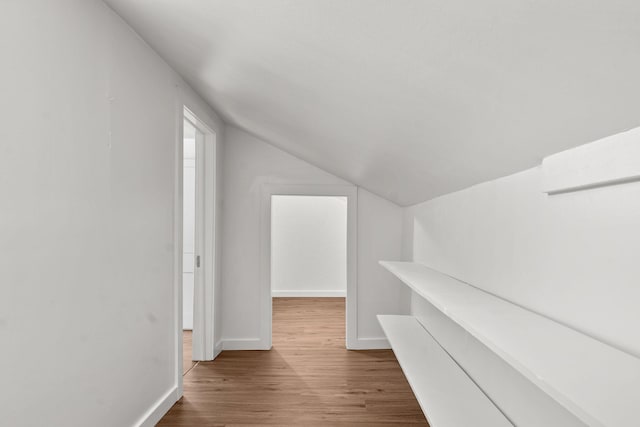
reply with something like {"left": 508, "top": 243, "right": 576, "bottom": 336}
{"left": 174, "top": 106, "right": 218, "bottom": 395}
{"left": 260, "top": 184, "right": 358, "bottom": 349}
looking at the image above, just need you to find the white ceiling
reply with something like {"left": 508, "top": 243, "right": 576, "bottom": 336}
{"left": 105, "top": 0, "right": 640, "bottom": 206}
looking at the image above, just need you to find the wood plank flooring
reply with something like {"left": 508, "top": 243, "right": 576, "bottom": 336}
{"left": 160, "top": 297, "right": 428, "bottom": 426}
{"left": 183, "top": 330, "right": 196, "bottom": 375}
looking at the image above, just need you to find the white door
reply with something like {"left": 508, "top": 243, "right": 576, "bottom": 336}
{"left": 183, "top": 120, "right": 197, "bottom": 331}
{"left": 192, "top": 123, "right": 206, "bottom": 360}
{"left": 183, "top": 118, "right": 206, "bottom": 360}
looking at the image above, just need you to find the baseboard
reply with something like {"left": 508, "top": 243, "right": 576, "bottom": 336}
{"left": 134, "top": 386, "right": 178, "bottom": 427}
{"left": 221, "top": 336, "right": 387, "bottom": 351}
{"left": 214, "top": 340, "right": 223, "bottom": 357}
{"left": 347, "top": 337, "right": 390, "bottom": 350}
{"left": 272, "top": 290, "right": 346, "bottom": 297}
{"left": 222, "top": 338, "right": 270, "bottom": 351}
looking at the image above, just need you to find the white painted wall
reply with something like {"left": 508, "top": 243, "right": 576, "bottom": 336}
{"left": 221, "top": 126, "right": 407, "bottom": 349}
{"left": 0, "top": 1, "right": 224, "bottom": 426}
{"left": 271, "top": 196, "right": 347, "bottom": 297}
{"left": 404, "top": 135, "right": 640, "bottom": 359}
{"left": 357, "top": 189, "right": 410, "bottom": 342}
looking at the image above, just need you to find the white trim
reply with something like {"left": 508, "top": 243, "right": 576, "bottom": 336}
{"left": 260, "top": 184, "right": 358, "bottom": 350}
{"left": 214, "top": 340, "right": 223, "bottom": 357}
{"left": 222, "top": 338, "right": 269, "bottom": 351}
{"left": 542, "top": 126, "right": 640, "bottom": 195}
{"left": 219, "top": 336, "right": 389, "bottom": 351}
{"left": 173, "top": 101, "right": 221, "bottom": 401}
{"left": 134, "top": 386, "right": 178, "bottom": 427}
{"left": 173, "top": 101, "right": 185, "bottom": 398}
{"left": 202, "top": 127, "right": 217, "bottom": 360}
{"left": 190, "top": 122, "right": 206, "bottom": 360}
{"left": 183, "top": 107, "right": 217, "bottom": 362}
{"left": 272, "top": 290, "right": 346, "bottom": 297}
{"left": 349, "top": 337, "right": 390, "bottom": 350}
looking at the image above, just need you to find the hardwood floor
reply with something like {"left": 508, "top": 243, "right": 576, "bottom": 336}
{"left": 183, "top": 330, "right": 197, "bottom": 375}
{"left": 160, "top": 297, "right": 428, "bottom": 426}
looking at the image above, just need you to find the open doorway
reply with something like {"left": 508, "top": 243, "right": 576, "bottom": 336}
{"left": 182, "top": 118, "right": 198, "bottom": 375}
{"left": 178, "top": 108, "right": 218, "bottom": 382}
{"left": 260, "top": 185, "right": 358, "bottom": 350}
{"left": 271, "top": 195, "right": 348, "bottom": 348}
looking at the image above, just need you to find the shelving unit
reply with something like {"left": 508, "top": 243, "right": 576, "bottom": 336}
{"left": 380, "top": 261, "right": 640, "bottom": 427}
{"left": 378, "top": 315, "right": 512, "bottom": 427}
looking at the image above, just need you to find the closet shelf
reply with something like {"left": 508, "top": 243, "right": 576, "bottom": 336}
{"left": 378, "top": 315, "right": 511, "bottom": 427}
{"left": 380, "top": 261, "right": 640, "bottom": 427}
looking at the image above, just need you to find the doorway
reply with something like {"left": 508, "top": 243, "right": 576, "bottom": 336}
{"left": 182, "top": 118, "right": 199, "bottom": 374}
{"left": 260, "top": 185, "right": 358, "bottom": 350}
{"left": 178, "top": 108, "right": 217, "bottom": 383}
{"left": 271, "top": 195, "right": 348, "bottom": 348}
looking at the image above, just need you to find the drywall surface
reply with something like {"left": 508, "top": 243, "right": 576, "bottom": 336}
{"left": 104, "top": 0, "right": 640, "bottom": 206}
{"left": 271, "top": 196, "right": 347, "bottom": 297}
{"left": 0, "top": 1, "right": 224, "bottom": 426}
{"left": 357, "top": 188, "right": 410, "bottom": 341}
{"left": 406, "top": 142, "right": 640, "bottom": 357}
{"left": 221, "top": 126, "right": 407, "bottom": 347}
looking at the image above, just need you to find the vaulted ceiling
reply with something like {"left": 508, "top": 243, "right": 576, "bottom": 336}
{"left": 104, "top": 0, "right": 640, "bottom": 206}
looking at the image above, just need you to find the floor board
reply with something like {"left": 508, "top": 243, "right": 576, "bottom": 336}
{"left": 183, "top": 330, "right": 196, "bottom": 375}
{"left": 161, "top": 297, "right": 428, "bottom": 426}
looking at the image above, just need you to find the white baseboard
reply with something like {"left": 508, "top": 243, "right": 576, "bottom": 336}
{"left": 348, "top": 337, "right": 390, "bottom": 350}
{"left": 272, "top": 290, "right": 346, "bottom": 297}
{"left": 135, "top": 386, "right": 178, "bottom": 427}
{"left": 221, "top": 336, "right": 387, "bottom": 351}
{"left": 214, "top": 340, "right": 223, "bottom": 357}
{"left": 222, "top": 338, "right": 270, "bottom": 350}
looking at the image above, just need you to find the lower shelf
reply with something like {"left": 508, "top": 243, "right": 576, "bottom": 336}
{"left": 378, "top": 315, "right": 512, "bottom": 427}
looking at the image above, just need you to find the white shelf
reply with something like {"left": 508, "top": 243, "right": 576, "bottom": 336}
{"left": 378, "top": 315, "right": 512, "bottom": 427}
{"left": 381, "top": 261, "right": 640, "bottom": 427}
{"left": 542, "top": 126, "right": 640, "bottom": 195}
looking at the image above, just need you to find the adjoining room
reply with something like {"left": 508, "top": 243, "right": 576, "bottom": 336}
{"left": 271, "top": 195, "right": 348, "bottom": 348}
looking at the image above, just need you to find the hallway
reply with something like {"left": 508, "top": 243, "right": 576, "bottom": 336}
{"left": 159, "top": 298, "right": 428, "bottom": 426}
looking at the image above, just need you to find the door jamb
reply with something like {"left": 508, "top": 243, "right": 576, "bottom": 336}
{"left": 174, "top": 106, "right": 217, "bottom": 397}
{"left": 260, "top": 184, "right": 358, "bottom": 350}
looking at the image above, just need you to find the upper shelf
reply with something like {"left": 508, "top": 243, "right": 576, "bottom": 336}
{"left": 541, "top": 126, "right": 640, "bottom": 195}
{"left": 380, "top": 261, "right": 640, "bottom": 427}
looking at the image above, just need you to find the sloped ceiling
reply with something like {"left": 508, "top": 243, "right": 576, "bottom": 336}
{"left": 104, "top": 0, "right": 640, "bottom": 206}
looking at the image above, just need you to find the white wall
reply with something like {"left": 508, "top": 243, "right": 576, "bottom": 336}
{"left": 405, "top": 141, "right": 640, "bottom": 358}
{"left": 0, "top": 1, "right": 224, "bottom": 426}
{"left": 271, "top": 196, "right": 347, "bottom": 297}
{"left": 357, "top": 189, "right": 410, "bottom": 341}
{"left": 221, "top": 126, "right": 407, "bottom": 349}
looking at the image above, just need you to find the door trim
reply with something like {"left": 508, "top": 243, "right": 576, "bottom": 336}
{"left": 173, "top": 105, "right": 218, "bottom": 399}
{"left": 183, "top": 107, "right": 216, "bottom": 362}
{"left": 260, "top": 184, "right": 358, "bottom": 349}
{"left": 190, "top": 119, "right": 206, "bottom": 360}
